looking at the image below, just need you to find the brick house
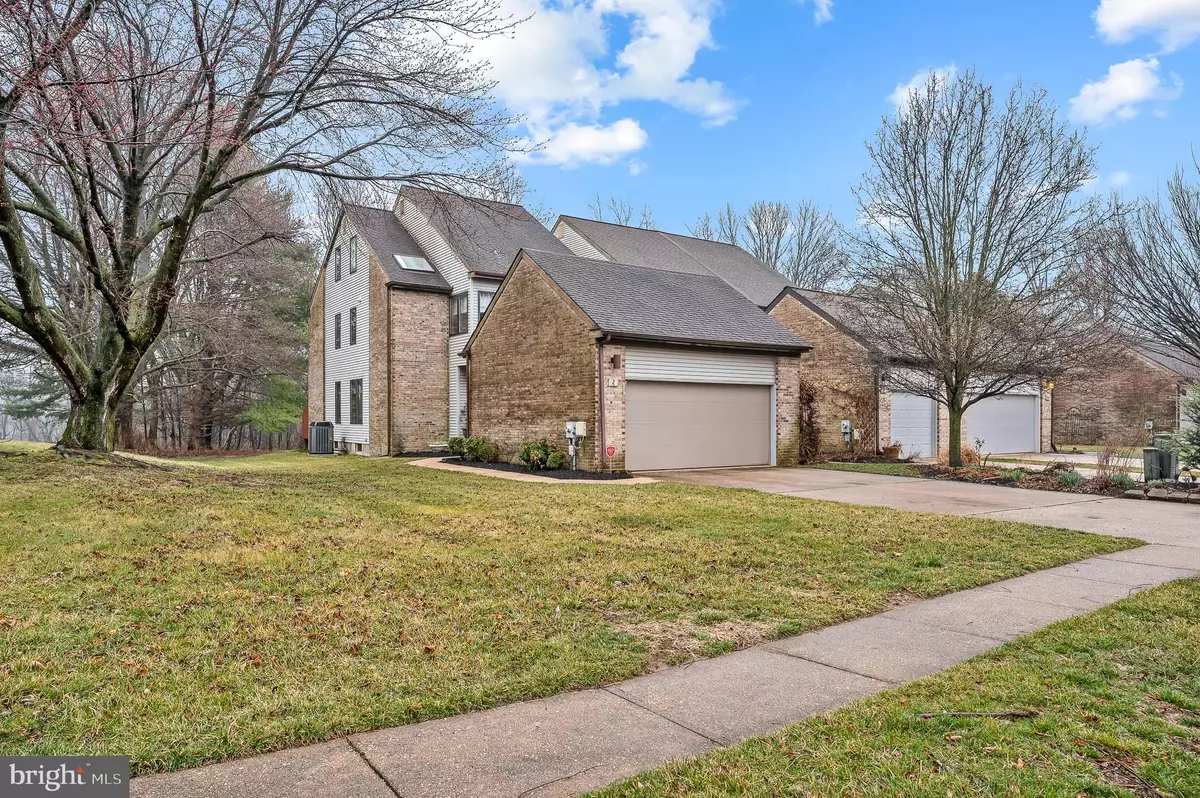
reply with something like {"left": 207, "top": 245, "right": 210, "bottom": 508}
{"left": 762, "top": 288, "right": 1053, "bottom": 459}
{"left": 462, "top": 249, "right": 810, "bottom": 471}
{"left": 307, "top": 189, "right": 570, "bottom": 455}
{"left": 1051, "top": 342, "right": 1198, "bottom": 447}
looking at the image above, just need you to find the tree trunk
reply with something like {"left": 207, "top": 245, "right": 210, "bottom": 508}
{"left": 60, "top": 390, "right": 122, "bottom": 450}
{"left": 947, "top": 403, "right": 964, "bottom": 468}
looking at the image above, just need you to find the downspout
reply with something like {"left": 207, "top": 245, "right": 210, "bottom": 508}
{"left": 597, "top": 336, "right": 607, "bottom": 470}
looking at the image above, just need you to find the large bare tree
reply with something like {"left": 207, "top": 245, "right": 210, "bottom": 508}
{"left": 743, "top": 200, "right": 791, "bottom": 269}
{"left": 784, "top": 201, "right": 846, "bottom": 290}
{"left": 850, "top": 69, "right": 1116, "bottom": 466}
{"left": 0, "top": 0, "right": 511, "bottom": 450}
{"left": 1104, "top": 168, "right": 1200, "bottom": 363}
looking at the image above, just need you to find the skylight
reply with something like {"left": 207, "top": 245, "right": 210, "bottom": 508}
{"left": 395, "top": 254, "right": 433, "bottom": 272}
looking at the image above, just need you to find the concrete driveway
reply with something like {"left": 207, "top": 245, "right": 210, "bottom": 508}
{"left": 656, "top": 467, "right": 1200, "bottom": 550}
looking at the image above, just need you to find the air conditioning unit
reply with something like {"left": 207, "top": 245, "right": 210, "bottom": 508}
{"left": 309, "top": 421, "right": 334, "bottom": 455}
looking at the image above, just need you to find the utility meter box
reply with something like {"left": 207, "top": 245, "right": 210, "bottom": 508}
{"left": 574, "top": 421, "right": 587, "bottom": 438}
{"left": 841, "top": 420, "right": 853, "bottom": 435}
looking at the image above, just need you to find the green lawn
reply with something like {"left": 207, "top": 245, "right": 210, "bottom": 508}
{"left": 0, "top": 444, "right": 1134, "bottom": 773}
{"left": 592, "top": 579, "right": 1200, "bottom": 798}
{"left": 803, "top": 461, "right": 925, "bottom": 477}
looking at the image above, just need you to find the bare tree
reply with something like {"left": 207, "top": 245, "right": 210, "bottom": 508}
{"left": 743, "top": 200, "right": 791, "bottom": 269}
{"left": 785, "top": 201, "right": 847, "bottom": 290}
{"left": 1104, "top": 168, "right": 1200, "bottom": 363}
{"left": 716, "top": 203, "right": 741, "bottom": 245}
{"left": 588, "top": 195, "right": 655, "bottom": 229}
{"left": 850, "top": 69, "right": 1115, "bottom": 466}
{"left": 689, "top": 212, "right": 716, "bottom": 240}
{"left": 0, "top": 0, "right": 512, "bottom": 450}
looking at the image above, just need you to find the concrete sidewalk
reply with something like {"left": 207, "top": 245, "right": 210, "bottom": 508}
{"left": 132, "top": 543, "right": 1199, "bottom": 798}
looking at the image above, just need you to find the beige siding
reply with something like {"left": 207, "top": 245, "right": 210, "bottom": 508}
{"left": 555, "top": 219, "right": 608, "bottom": 260}
{"left": 324, "top": 219, "right": 371, "bottom": 448}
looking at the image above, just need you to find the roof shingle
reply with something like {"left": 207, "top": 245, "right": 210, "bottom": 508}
{"left": 559, "top": 216, "right": 793, "bottom": 307}
{"left": 521, "top": 249, "right": 809, "bottom": 352}
{"left": 342, "top": 205, "right": 451, "bottom": 293}
{"left": 402, "top": 187, "right": 569, "bottom": 277}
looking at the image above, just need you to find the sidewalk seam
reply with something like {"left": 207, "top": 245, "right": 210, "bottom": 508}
{"left": 346, "top": 736, "right": 403, "bottom": 798}
{"left": 762, "top": 649, "right": 899, "bottom": 685}
{"left": 602, "top": 687, "right": 723, "bottom": 746}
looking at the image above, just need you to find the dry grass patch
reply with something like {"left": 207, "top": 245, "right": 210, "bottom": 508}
{"left": 0, "top": 446, "right": 1135, "bottom": 773}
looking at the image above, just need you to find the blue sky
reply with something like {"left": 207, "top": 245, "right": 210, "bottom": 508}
{"left": 478, "top": 0, "right": 1200, "bottom": 233}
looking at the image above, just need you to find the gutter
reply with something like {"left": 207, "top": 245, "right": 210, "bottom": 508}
{"left": 603, "top": 331, "right": 811, "bottom": 355}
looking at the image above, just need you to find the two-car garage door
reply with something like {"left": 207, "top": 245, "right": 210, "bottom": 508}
{"left": 889, "top": 390, "right": 1041, "bottom": 458}
{"left": 623, "top": 348, "right": 775, "bottom": 471}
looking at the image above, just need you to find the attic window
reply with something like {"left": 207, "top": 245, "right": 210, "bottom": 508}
{"left": 395, "top": 254, "right": 433, "bottom": 272}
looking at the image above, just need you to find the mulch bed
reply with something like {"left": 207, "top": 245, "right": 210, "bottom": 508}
{"left": 919, "top": 464, "right": 1133, "bottom": 497}
{"left": 439, "top": 458, "right": 633, "bottom": 480}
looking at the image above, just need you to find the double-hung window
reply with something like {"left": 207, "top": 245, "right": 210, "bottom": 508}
{"left": 348, "top": 308, "right": 357, "bottom": 346}
{"left": 478, "top": 290, "right": 496, "bottom": 318}
{"left": 450, "top": 293, "right": 469, "bottom": 335}
{"left": 334, "top": 313, "right": 342, "bottom": 349}
{"left": 350, "top": 379, "right": 363, "bottom": 425}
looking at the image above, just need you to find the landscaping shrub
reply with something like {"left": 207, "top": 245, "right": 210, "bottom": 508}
{"left": 1108, "top": 472, "right": 1135, "bottom": 490}
{"left": 1001, "top": 469, "right": 1025, "bottom": 483}
{"left": 1057, "top": 470, "right": 1086, "bottom": 488}
{"left": 463, "top": 436, "right": 500, "bottom": 463}
{"left": 1165, "top": 390, "right": 1200, "bottom": 468}
{"left": 546, "top": 450, "right": 569, "bottom": 470}
{"left": 447, "top": 437, "right": 465, "bottom": 458}
{"left": 937, "top": 445, "right": 981, "bottom": 467}
{"left": 519, "top": 438, "right": 555, "bottom": 470}
{"left": 880, "top": 442, "right": 903, "bottom": 460}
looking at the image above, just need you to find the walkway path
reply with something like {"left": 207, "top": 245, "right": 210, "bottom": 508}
{"left": 132, "top": 470, "right": 1200, "bottom": 798}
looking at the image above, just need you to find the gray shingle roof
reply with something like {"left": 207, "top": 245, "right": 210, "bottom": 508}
{"left": 1141, "top": 341, "right": 1200, "bottom": 380}
{"left": 559, "top": 217, "right": 793, "bottom": 307}
{"left": 402, "top": 187, "right": 569, "bottom": 277}
{"left": 342, "top": 205, "right": 451, "bottom": 293}
{"left": 522, "top": 249, "right": 809, "bottom": 352}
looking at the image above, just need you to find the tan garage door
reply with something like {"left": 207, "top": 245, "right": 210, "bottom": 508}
{"left": 626, "top": 381, "right": 772, "bottom": 471}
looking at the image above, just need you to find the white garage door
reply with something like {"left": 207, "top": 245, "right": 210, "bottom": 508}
{"left": 890, "top": 392, "right": 936, "bottom": 459}
{"left": 626, "top": 381, "right": 772, "bottom": 471}
{"left": 967, "top": 395, "right": 1039, "bottom": 454}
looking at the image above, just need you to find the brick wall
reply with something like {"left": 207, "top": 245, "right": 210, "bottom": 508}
{"left": 307, "top": 276, "right": 325, "bottom": 422}
{"left": 368, "top": 261, "right": 389, "bottom": 456}
{"left": 775, "top": 354, "right": 805, "bottom": 466}
{"left": 389, "top": 288, "right": 449, "bottom": 452}
{"left": 598, "top": 343, "right": 627, "bottom": 471}
{"left": 468, "top": 256, "right": 601, "bottom": 468}
{"left": 1052, "top": 355, "right": 1183, "bottom": 446}
{"left": 770, "top": 294, "right": 879, "bottom": 454}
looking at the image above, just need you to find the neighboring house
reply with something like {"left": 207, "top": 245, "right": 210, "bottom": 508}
{"left": 764, "top": 288, "right": 1053, "bottom": 458}
{"left": 1051, "top": 341, "right": 1199, "bottom": 447}
{"left": 307, "top": 188, "right": 568, "bottom": 455}
{"left": 462, "top": 249, "right": 810, "bottom": 471}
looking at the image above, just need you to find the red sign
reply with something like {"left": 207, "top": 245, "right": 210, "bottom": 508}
{"left": 606, "top": 445, "right": 616, "bottom": 457}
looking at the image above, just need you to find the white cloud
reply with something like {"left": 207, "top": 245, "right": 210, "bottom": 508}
{"left": 1109, "top": 170, "right": 1133, "bottom": 187}
{"left": 469, "top": 0, "right": 738, "bottom": 169}
{"left": 628, "top": 159, "right": 647, "bottom": 176}
{"left": 797, "top": 0, "right": 834, "bottom": 24}
{"left": 1095, "top": 0, "right": 1200, "bottom": 52}
{"left": 887, "top": 64, "right": 957, "bottom": 110}
{"left": 517, "top": 119, "right": 649, "bottom": 168}
{"left": 1069, "top": 58, "right": 1183, "bottom": 124}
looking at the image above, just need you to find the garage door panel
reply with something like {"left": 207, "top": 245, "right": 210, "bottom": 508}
{"left": 890, "top": 392, "right": 935, "bottom": 459}
{"left": 967, "top": 395, "right": 1038, "bottom": 454}
{"left": 626, "top": 382, "right": 771, "bottom": 471}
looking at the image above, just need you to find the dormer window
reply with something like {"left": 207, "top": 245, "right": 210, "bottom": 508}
{"left": 395, "top": 254, "right": 433, "bottom": 272}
